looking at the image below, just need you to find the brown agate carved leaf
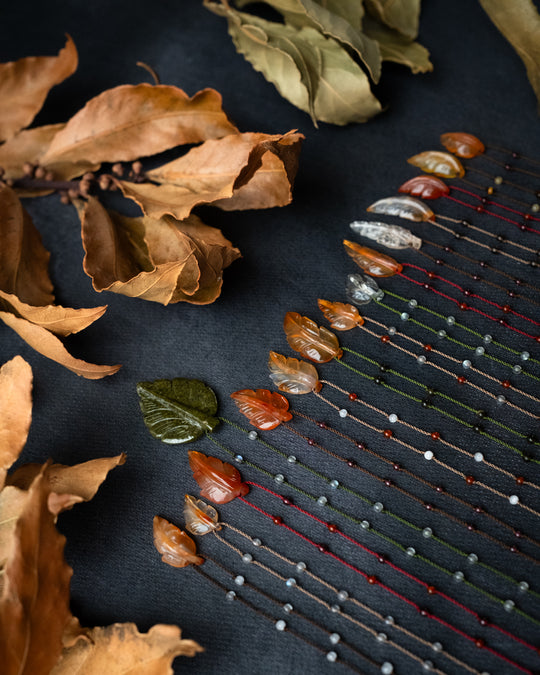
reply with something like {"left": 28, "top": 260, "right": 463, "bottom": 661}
{"left": 230, "top": 389, "right": 293, "bottom": 430}
{"left": 407, "top": 151, "right": 464, "bottom": 178}
{"left": 188, "top": 451, "right": 249, "bottom": 504}
{"left": 153, "top": 516, "right": 205, "bottom": 568}
{"left": 283, "top": 311, "right": 342, "bottom": 363}
{"left": 318, "top": 299, "right": 364, "bottom": 331}
{"left": 0, "top": 36, "right": 77, "bottom": 142}
{"left": 344, "top": 240, "right": 402, "bottom": 277}
{"left": 398, "top": 175, "right": 449, "bottom": 200}
{"left": 268, "top": 351, "right": 321, "bottom": 395}
{"left": 184, "top": 495, "right": 221, "bottom": 535}
{"left": 440, "top": 132, "right": 485, "bottom": 158}
{"left": 42, "top": 85, "right": 237, "bottom": 172}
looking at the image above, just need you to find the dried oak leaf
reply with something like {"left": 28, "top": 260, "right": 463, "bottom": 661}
{"left": 0, "top": 356, "right": 32, "bottom": 488}
{"left": 78, "top": 197, "right": 241, "bottom": 305}
{"left": 41, "top": 84, "right": 238, "bottom": 176}
{"left": 51, "top": 623, "right": 203, "bottom": 674}
{"left": 0, "top": 467, "right": 73, "bottom": 675}
{"left": 0, "top": 35, "right": 77, "bottom": 142}
{"left": 117, "top": 130, "right": 303, "bottom": 219}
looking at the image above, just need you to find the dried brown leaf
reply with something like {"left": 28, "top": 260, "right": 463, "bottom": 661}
{"left": 0, "top": 36, "right": 77, "bottom": 142}
{"left": 0, "top": 468, "right": 73, "bottom": 675}
{"left": 78, "top": 197, "right": 240, "bottom": 305}
{"left": 0, "top": 356, "right": 32, "bottom": 488}
{"left": 7, "top": 454, "right": 126, "bottom": 513}
{"left": 364, "top": 0, "right": 421, "bottom": 40}
{"left": 0, "top": 485, "right": 27, "bottom": 569}
{"left": 42, "top": 85, "right": 238, "bottom": 174}
{"left": 51, "top": 622, "right": 203, "bottom": 674}
{"left": 0, "top": 311, "right": 121, "bottom": 379}
{"left": 0, "top": 186, "right": 54, "bottom": 306}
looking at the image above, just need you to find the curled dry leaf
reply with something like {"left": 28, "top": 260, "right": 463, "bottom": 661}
{"left": 364, "top": 0, "right": 422, "bottom": 40}
{"left": 0, "top": 35, "right": 77, "bottom": 142}
{"left": 230, "top": 388, "right": 293, "bottom": 430}
{"left": 51, "top": 623, "right": 203, "bottom": 674}
{"left": 188, "top": 451, "right": 250, "bottom": 504}
{"left": 153, "top": 515, "right": 205, "bottom": 568}
{"left": 0, "top": 356, "right": 32, "bottom": 488}
{"left": 268, "top": 351, "right": 321, "bottom": 395}
{"left": 78, "top": 197, "right": 241, "bottom": 305}
{"left": 42, "top": 84, "right": 238, "bottom": 174}
{"left": 118, "top": 131, "right": 303, "bottom": 220}
{"left": 283, "top": 311, "right": 343, "bottom": 363}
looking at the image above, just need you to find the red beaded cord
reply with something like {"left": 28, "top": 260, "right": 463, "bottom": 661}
{"left": 443, "top": 192, "right": 540, "bottom": 235}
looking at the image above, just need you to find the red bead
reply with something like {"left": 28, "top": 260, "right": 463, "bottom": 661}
{"left": 384, "top": 479, "right": 392, "bottom": 487}
{"left": 459, "top": 302, "right": 468, "bottom": 310}
{"left": 317, "top": 543, "right": 328, "bottom": 553}
{"left": 516, "top": 476, "right": 524, "bottom": 486}
{"left": 424, "top": 503, "right": 433, "bottom": 510}
{"left": 392, "top": 462, "right": 400, "bottom": 470}
{"left": 419, "top": 609, "right": 429, "bottom": 617}
{"left": 524, "top": 214, "right": 532, "bottom": 221}
{"left": 367, "top": 575, "right": 378, "bottom": 585}
{"left": 427, "top": 585, "right": 437, "bottom": 595}
{"left": 474, "top": 506, "right": 483, "bottom": 514}
{"left": 536, "top": 336, "right": 540, "bottom": 343}
{"left": 435, "top": 486, "right": 444, "bottom": 493}
{"left": 381, "top": 335, "right": 390, "bottom": 343}
{"left": 348, "top": 392, "right": 358, "bottom": 401}
{"left": 501, "top": 380, "right": 511, "bottom": 389}
{"left": 307, "top": 438, "right": 314, "bottom": 446}
{"left": 427, "top": 271, "right": 436, "bottom": 280}
{"left": 377, "top": 555, "right": 386, "bottom": 563}
{"left": 430, "top": 431, "right": 440, "bottom": 441}
{"left": 465, "top": 475, "right": 475, "bottom": 485}
{"left": 282, "top": 498, "right": 292, "bottom": 506}
{"left": 327, "top": 523, "right": 338, "bottom": 533}
{"left": 423, "top": 344, "right": 432, "bottom": 352}
{"left": 457, "top": 375, "right": 467, "bottom": 384}
{"left": 467, "top": 523, "right": 475, "bottom": 531}
{"left": 514, "top": 530, "right": 522, "bottom": 538}
{"left": 478, "top": 617, "right": 489, "bottom": 627}
{"left": 475, "top": 638, "right": 485, "bottom": 648}
{"left": 347, "top": 459, "right": 357, "bottom": 468}
{"left": 383, "top": 429, "right": 393, "bottom": 438}
{"left": 503, "top": 304, "right": 511, "bottom": 313}
{"left": 272, "top": 516, "right": 283, "bottom": 525}
{"left": 476, "top": 206, "right": 484, "bottom": 213}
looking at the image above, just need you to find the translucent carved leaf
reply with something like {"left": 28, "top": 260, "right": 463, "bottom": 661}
{"left": 343, "top": 241, "right": 402, "bottom": 277}
{"left": 184, "top": 495, "right": 221, "bottom": 535}
{"left": 318, "top": 299, "right": 364, "bottom": 331}
{"left": 188, "top": 451, "right": 249, "bottom": 504}
{"left": 407, "top": 151, "right": 464, "bottom": 178}
{"left": 440, "top": 132, "right": 485, "bottom": 158}
{"left": 268, "top": 351, "right": 321, "bottom": 394}
{"left": 153, "top": 516, "right": 204, "bottom": 568}
{"left": 398, "top": 175, "right": 449, "bottom": 200}
{"left": 349, "top": 220, "right": 422, "bottom": 249}
{"left": 230, "top": 389, "right": 292, "bottom": 430}
{"left": 346, "top": 273, "right": 384, "bottom": 305}
{"left": 137, "top": 378, "right": 219, "bottom": 444}
{"left": 366, "top": 196, "right": 434, "bottom": 222}
{"left": 283, "top": 312, "right": 342, "bottom": 363}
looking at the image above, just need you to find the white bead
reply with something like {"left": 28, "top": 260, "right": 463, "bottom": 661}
{"left": 406, "top": 547, "right": 416, "bottom": 557}
{"left": 462, "top": 359, "right": 471, "bottom": 369}
{"left": 513, "top": 364, "right": 522, "bottom": 374}
{"left": 248, "top": 430, "right": 258, "bottom": 440}
{"left": 388, "top": 326, "right": 397, "bottom": 336}
{"left": 381, "top": 662, "right": 394, "bottom": 675}
{"left": 330, "top": 604, "right": 341, "bottom": 613}
{"left": 417, "top": 355, "right": 427, "bottom": 365}
{"left": 296, "top": 561, "right": 306, "bottom": 573}
{"left": 384, "top": 615, "right": 395, "bottom": 626}
{"left": 504, "top": 599, "right": 515, "bottom": 612}
{"left": 496, "top": 394, "right": 506, "bottom": 405}
{"left": 283, "top": 603, "right": 293, "bottom": 613}
{"left": 422, "top": 527, "right": 432, "bottom": 538}
{"left": 361, "top": 520, "right": 370, "bottom": 530}
{"left": 400, "top": 312, "right": 409, "bottom": 321}
{"left": 408, "top": 299, "right": 418, "bottom": 308}
{"left": 225, "top": 590, "right": 236, "bottom": 601}
{"left": 317, "top": 496, "right": 328, "bottom": 506}
{"left": 424, "top": 450, "right": 434, "bottom": 460}
{"left": 518, "top": 581, "right": 529, "bottom": 593}
{"left": 275, "top": 619, "right": 287, "bottom": 631}
{"left": 252, "top": 537, "right": 262, "bottom": 547}
{"left": 339, "top": 408, "right": 348, "bottom": 418}
{"left": 467, "top": 553, "right": 478, "bottom": 564}
{"left": 423, "top": 660, "right": 434, "bottom": 671}
{"left": 329, "top": 633, "right": 341, "bottom": 645}
{"left": 453, "top": 571, "right": 464, "bottom": 582}
{"left": 326, "top": 651, "right": 337, "bottom": 663}
{"left": 337, "top": 590, "right": 349, "bottom": 601}
{"left": 483, "top": 334, "right": 492, "bottom": 343}
{"left": 437, "top": 329, "right": 447, "bottom": 338}
{"left": 475, "top": 346, "right": 485, "bottom": 356}
{"left": 329, "top": 479, "right": 339, "bottom": 489}
{"left": 474, "top": 452, "right": 484, "bottom": 462}
{"left": 388, "top": 413, "right": 398, "bottom": 423}
{"left": 274, "top": 474, "right": 284, "bottom": 484}
{"left": 521, "top": 351, "right": 530, "bottom": 361}
{"left": 285, "top": 577, "right": 296, "bottom": 588}
{"left": 446, "top": 316, "right": 455, "bottom": 326}
{"left": 373, "top": 502, "right": 384, "bottom": 513}
{"left": 234, "top": 575, "right": 244, "bottom": 586}
{"left": 376, "top": 632, "right": 388, "bottom": 643}
{"left": 509, "top": 494, "right": 519, "bottom": 505}
{"left": 287, "top": 455, "right": 297, "bottom": 463}
{"left": 234, "top": 454, "right": 243, "bottom": 463}
{"left": 494, "top": 175, "right": 503, "bottom": 184}
{"left": 242, "top": 553, "right": 253, "bottom": 563}
{"left": 532, "top": 203, "right": 540, "bottom": 212}
{"left": 431, "top": 642, "right": 443, "bottom": 653}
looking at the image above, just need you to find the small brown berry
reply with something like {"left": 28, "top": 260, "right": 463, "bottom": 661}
{"left": 34, "top": 166, "right": 46, "bottom": 179}
{"left": 132, "top": 160, "right": 143, "bottom": 175}
{"left": 98, "top": 175, "right": 111, "bottom": 190}
{"left": 112, "top": 163, "right": 124, "bottom": 177}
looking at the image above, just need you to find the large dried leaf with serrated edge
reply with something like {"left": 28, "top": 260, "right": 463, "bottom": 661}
{"left": 0, "top": 468, "right": 73, "bottom": 675}
{"left": 0, "top": 312, "right": 121, "bottom": 379}
{"left": 77, "top": 198, "right": 240, "bottom": 305}
{"left": 52, "top": 622, "right": 203, "bottom": 674}
{"left": 41, "top": 85, "right": 237, "bottom": 175}
{"left": 364, "top": 0, "right": 421, "bottom": 39}
{"left": 479, "top": 0, "right": 540, "bottom": 112}
{"left": 363, "top": 15, "right": 432, "bottom": 74}
{"left": 0, "top": 356, "right": 32, "bottom": 488}
{"left": 0, "top": 290, "right": 107, "bottom": 337}
{"left": 283, "top": 311, "right": 343, "bottom": 363}
{"left": 0, "top": 36, "right": 77, "bottom": 142}
{"left": 0, "top": 186, "right": 54, "bottom": 306}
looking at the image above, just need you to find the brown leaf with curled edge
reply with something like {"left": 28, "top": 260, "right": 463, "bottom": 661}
{"left": 41, "top": 85, "right": 238, "bottom": 175}
{"left": 7, "top": 454, "right": 126, "bottom": 514}
{"left": 51, "top": 622, "right": 203, "bottom": 674}
{"left": 118, "top": 131, "right": 303, "bottom": 219}
{"left": 78, "top": 197, "right": 240, "bottom": 305}
{"left": 0, "top": 356, "right": 32, "bottom": 489}
{"left": 0, "top": 185, "right": 54, "bottom": 306}
{"left": 364, "top": 0, "right": 421, "bottom": 40}
{"left": 0, "top": 468, "right": 73, "bottom": 675}
{"left": 0, "top": 312, "right": 121, "bottom": 379}
{"left": 0, "top": 35, "right": 77, "bottom": 142}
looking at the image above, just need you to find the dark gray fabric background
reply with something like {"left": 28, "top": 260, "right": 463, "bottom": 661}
{"left": 1, "top": 2, "right": 539, "bottom": 673}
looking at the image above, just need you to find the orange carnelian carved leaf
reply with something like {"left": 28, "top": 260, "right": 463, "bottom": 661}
{"left": 440, "top": 132, "right": 485, "bottom": 158}
{"left": 343, "top": 241, "right": 402, "bottom": 277}
{"left": 230, "top": 389, "right": 292, "bottom": 430}
{"left": 183, "top": 495, "right": 221, "bottom": 536}
{"left": 398, "top": 175, "right": 449, "bottom": 200}
{"left": 153, "top": 516, "right": 204, "bottom": 568}
{"left": 318, "top": 299, "right": 364, "bottom": 331}
{"left": 407, "top": 150, "right": 464, "bottom": 178}
{"left": 188, "top": 451, "right": 249, "bottom": 504}
{"left": 283, "top": 312, "right": 342, "bottom": 363}
{"left": 268, "top": 351, "right": 321, "bottom": 395}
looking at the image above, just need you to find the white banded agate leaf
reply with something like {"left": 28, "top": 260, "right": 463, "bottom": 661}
{"left": 350, "top": 220, "right": 422, "bottom": 249}
{"left": 367, "top": 196, "right": 434, "bottom": 222}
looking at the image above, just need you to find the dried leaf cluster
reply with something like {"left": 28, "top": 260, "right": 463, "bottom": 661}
{"left": 0, "top": 36, "right": 303, "bottom": 377}
{"left": 205, "top": 0, "right": 433, "bottom": 125}
{"left": 0, "top": 356, "right": 203, "bottom": 674}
